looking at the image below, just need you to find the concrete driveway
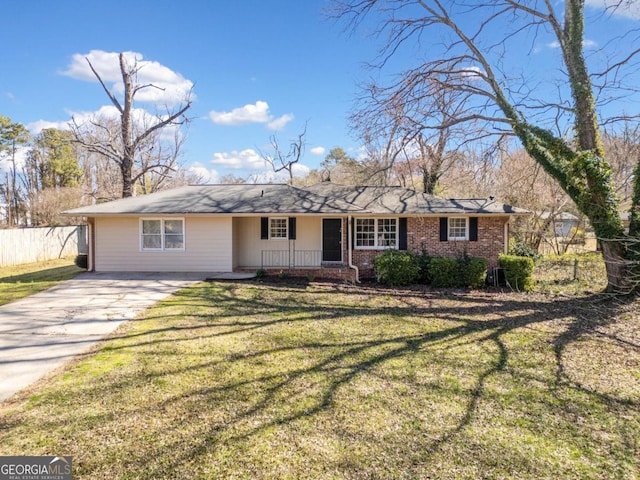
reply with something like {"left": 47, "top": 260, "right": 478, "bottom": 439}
{"left": 0, "top": 272, "right": 206, "bottom": 402}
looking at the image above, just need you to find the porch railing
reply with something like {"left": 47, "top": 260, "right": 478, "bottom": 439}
{"left": 261, "top": 250, "right": 322, "bottom": 268}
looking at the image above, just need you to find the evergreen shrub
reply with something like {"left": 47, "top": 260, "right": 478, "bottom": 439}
{"left": 374, "top": 250, "right": 421, "bottom": 286}
{"left": 428, "top": 257, "right": 459, "bottom": 287}
{"left": 499, "top": 254, "right": 535, "bottom": 291}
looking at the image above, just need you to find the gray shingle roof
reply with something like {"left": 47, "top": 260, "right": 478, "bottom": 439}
{"left": 64, "top": 183, "right": 529, "bottom": 216}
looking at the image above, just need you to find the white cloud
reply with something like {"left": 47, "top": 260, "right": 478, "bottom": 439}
{"left": 210, "top": 148, "right": 267, "bottom": 170}
{"left": 460, "top": 65, "right": 484, "bottom": 79}
{"left": 187, "top": 163, "right": 220, "bottom": 184}
{"left": 547, "top": 39, "right": 598, "bottom": 49}
{"left": 69, "top": 104, "right": 181, "bottom": 141}
{"left": 0, "top": 146, "right": 28, "bottom": 174}
{"left": 209, "top": 101, "right": 271, "bottom": 126}
{"left": 586, "top": 0, "right": 640, "bottom": 19}
{"left": 27, "top": 119, "right": 71, "bottom": 134}
{"left": 267, "top": 113, "right": 294, "bottom": 131}
{"left": 60, "top": 50, "right": 194, "bottom": 107}
{"left": 209, "top": 101, "right": 294, "bottom": 130}
{"left": 292, "top": 162, "right": 311, "bottom": 177}
{"left": 310, "top": 146, "right": 326, "bottom": 156}
{"left": 208, "top": 148, "right": 311, "bottom": 182}
{"left": 249, "top": 162, "right": 311, "bottom": 183}
{"left": 69, "top": 104, "right": 130, "bottom": 123}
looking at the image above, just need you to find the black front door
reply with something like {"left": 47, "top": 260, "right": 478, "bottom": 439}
{"left": 322, "top": 218, "right": 342, "bottom": 262}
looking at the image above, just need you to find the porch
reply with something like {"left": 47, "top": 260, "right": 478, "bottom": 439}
{"left": 261, "top": 249, "right": 334, "bottom": 269}
{"left": 256, "top": 249, "right": 356, "bottom": 282}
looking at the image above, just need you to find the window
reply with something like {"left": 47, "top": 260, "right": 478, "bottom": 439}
{"left": 269, "top": 217, "right": 288, "bottom": 239}
{"left": 355, "top": 218, "right": 375, "bottom": 247}
{"left": 355, "top": 218, "right": 397, "bottom": 248}
{"left": 141, "top": 218, "right": 184, "bottom": 251}
{"left": 448, "top": 217, "right": 468, "bottom": 240}
{"left": 377, "top": 218, "right": 397, "bottom": 247}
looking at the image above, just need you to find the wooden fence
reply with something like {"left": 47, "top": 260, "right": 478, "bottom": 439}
{"left": 0, "top": 225, "right": 87, "bottom": 267}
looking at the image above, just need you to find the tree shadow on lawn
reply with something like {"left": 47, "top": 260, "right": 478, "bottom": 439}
{"left": 7, "top": 282, "right": 640, "bottom": 478}
{"left": 0, "top": 265, "right": 82, "bottom": 284}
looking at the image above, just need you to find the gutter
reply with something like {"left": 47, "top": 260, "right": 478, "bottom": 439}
{"left": 347, "top": 215, "right": 360, "bottom": 283}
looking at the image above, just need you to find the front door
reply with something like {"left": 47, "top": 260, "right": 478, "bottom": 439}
{"left": 322, "top": 218, "right": 342, "bottom": 262}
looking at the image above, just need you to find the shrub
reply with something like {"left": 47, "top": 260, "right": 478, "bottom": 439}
{"left": 499, "top": 254, "right": 535, "bottom": 291}
{"left": 508, "top": 239, "right": 540, "bottom": 260}
{"left": 74, "top": 254, "right": 88, "bottom": 269}
{"left": 428, "top": 255, "right": 488, "bottom": 288}
{"left": 428, "top": 257, "right": 459, "bottom": 288}
{"left": 459, "top": 256, "right": 488, "bottom": 288}
{"left": 374, "top": 250, "right": 421, "bottom": 286}
{"left": 416, "top": 251, "right": 432, "bottom": 284}
{"left": 255, "top": 268, "right": 266, "bottom": 279}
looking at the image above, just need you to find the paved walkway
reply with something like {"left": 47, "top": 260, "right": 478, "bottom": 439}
{"left": 0, "top": 272, "right": 206, "bottom": 402}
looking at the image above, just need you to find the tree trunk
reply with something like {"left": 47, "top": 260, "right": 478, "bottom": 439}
{"left": 422, "top": 169, "right": 439, "bottom": 195}
{"left": 121, "top": 154, "right": 134, "bottom": 198}
{"left": 601, "top": 240, "right": 629, "bottom": 293}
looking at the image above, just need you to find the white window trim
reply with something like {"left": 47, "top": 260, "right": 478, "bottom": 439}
{"left": 355, "top": 217, "right": 398, "bottom": 250}
{"left": 448, "top": 217, "right": 469, "bottom": 241}
{"left": 140, "top": 217, "right": 185, "bottom": 252}
{"left": 269, "top": 217, "right": 288, "bottom": 240}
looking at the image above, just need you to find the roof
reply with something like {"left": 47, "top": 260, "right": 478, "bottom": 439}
{"left": 64, "top": 183, "right": 529, "bottom": 216}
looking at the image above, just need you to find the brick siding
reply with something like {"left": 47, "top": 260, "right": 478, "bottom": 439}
{"left": 349, "top": 216, "right": 507, "bottom": 279}
{"left": 238, "top": 216, "right": 508, "bottom": 282}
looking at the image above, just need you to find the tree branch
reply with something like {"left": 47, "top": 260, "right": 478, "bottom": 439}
{"left": 85, "top": 57, "right": 123, "bottom": 115}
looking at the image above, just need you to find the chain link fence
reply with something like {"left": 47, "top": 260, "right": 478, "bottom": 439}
{"left": 534, "top": 253, "right": 606, "bottom": 287}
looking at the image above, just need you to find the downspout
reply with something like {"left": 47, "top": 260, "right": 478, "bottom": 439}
{"left": 88, "top": 217, "right": 96, "bottom": 272}
{"left": 504, "top": 218, "right": 510, "bottom": 254}
{"left": 347, "top": 215, "right": 360, "bottom": 283}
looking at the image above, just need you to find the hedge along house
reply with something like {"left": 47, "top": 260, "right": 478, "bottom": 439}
{"left": 64, "top": 182, "right": 528, "bottom": 281}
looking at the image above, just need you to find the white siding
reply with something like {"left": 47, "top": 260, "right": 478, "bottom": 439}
{"left": 94, "top": 216, "right": 233, "bottom": 272}
{"left": 235, "top": 216, "right": 322, "bottom": 268}
{"left": 232, "top": 217, "right": 240, "bottom": 269}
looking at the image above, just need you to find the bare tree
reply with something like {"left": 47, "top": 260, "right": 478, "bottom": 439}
{"left": 334, "top": 0, "right": 640, "bottom": 291}
{"left": 352, "top": 76, "right": 490, "bottom": 193}
{"left": 602, "top": 122, "right": 640, "bottom": 208}
{"left": 71, "top": 53, "right": 192, "bottom": 198}
{"left": 259, "top": 124, "right": 307, "bottom": 183}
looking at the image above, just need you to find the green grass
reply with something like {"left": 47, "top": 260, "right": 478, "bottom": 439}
{"left": 0, "top": 281, "right": 638, "bottom": 479}
{"left": 533, "top": 252, "right": 608, "bottom": 295}
{"left": 0, "top": 257, "right": 85, "bottom": 306}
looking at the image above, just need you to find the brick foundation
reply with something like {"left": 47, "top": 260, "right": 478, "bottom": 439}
{"left": 237, "top": 266, "right": 357, "bottom": 283}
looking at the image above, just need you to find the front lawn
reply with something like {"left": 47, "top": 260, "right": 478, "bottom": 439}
{"left": 0, "top": 257, "right": 85, "bottom": 306}
{"left": 0, "top": 281, "right": 638, "bottom": 479}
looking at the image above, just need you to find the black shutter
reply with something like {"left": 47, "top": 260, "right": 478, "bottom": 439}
{"left": 469, "top": 217, "right": 478, "bottom": 241}
{"left": 439, "top": 217, "right": 448, "bottom": 242}
{"left": 351, "top": 217, "right": 356, "bottom": 247}
{"left": 260, "top": 217, "right": 269, "bottom": 239}
{"left": 288, "top": 217, "right": 297, "bottom": 240}
{"left": 399, "top": 218, "right": 408, "bottom": 250}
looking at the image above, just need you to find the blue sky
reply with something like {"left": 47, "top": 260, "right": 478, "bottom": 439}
{"left": 1, "top": 0, "right": 639, "bottom": 183}
{"left": 1, "top": 0, "right": 378, "bottom": 182}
